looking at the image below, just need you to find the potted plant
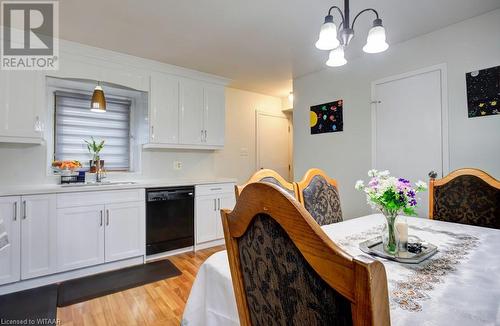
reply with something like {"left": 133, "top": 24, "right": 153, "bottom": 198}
{"left": 84, "top": 137, "right": 105, "bottom": 173}
{"left": 355, "top": 170, "right": 427, "bottom": 254}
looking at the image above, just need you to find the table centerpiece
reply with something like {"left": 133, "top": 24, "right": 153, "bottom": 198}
{"left": 355, "top": 169, "right": 427, "bottom": 254}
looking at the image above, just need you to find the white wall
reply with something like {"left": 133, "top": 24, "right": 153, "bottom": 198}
{"left": 0, "top": 87, "right": 282, "bottom": 186}
{"left": 293, "top": 10, "right": 500, "bottom": 219}
{"left": 214, "top": 88, "right": 285, "bottom": 183}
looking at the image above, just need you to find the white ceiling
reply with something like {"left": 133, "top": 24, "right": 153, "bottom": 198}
{"left": 58, "top": 0, "right": 500, "bottom": 97}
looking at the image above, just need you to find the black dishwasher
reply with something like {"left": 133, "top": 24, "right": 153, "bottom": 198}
{"left": 146, "top": 187, "right": 194, "bottom": 255}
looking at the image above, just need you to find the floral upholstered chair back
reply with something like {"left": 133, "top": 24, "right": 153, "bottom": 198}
{"left": 429, "top": 168, "right": 500, "bottom": 229}
{"left": 297, "top": 168, "right": 343, "bottom": 226}
{"left": 235, "top": 169, "right": 298, "bottom": 199}
{"left": 221, "top": 182, "right": 390, "bottom": 326}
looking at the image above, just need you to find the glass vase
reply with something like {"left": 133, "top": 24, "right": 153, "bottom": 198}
{"left": 381, "top": 211, "right": 399, "bottom": 255}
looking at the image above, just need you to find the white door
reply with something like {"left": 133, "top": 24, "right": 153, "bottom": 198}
{"left": 21, "top": 195, "right": 57, "bottom": 279}
{"left": 203, "top": 84, "right": 225, "bottom": 146}
{"left": 104, "top": 202, "right": 145, "bottom": 262}
{"left": 0, "top": 197, "right": 21, "bottom": 285}
{"left": 150, "top": 72, "right": 179, "bottom": 144}
{"left": 0, "top": 70, "right": 42, "bottom": 139}
{"left": 56, "top": 205, "right": 105, "bottom": 272}
{"left": 195, "top": 196, "right": 217, "bottom": 244}
{"left": 372, "top": 66, "right": 446, "bottom": 217}
{"left": 256, "top": 111, "right": 291, "bottom": 180}
{"left": 216, "top": 194, "right": 236, "bottom": 239}
{"left": 179, "top": 78, "right": 204, "bottom": 145}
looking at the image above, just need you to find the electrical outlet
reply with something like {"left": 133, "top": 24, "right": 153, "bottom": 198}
{"left": 173, "top": 161, "right": 182, "bottom": 170}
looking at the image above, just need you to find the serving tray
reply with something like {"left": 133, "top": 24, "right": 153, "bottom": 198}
{"left": 359, "top": 236, "right": 438, "bottom": 264}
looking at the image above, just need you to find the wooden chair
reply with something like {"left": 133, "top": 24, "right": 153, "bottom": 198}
{"left": 296, "top": 168, "right": 343, "bottom": 225}
{"left": 429, "top": 168, "right": 500, "bottom": 229}
{"left": 221, "top": 182, "right": 390, "bottom": 326}
{"left": 235, "top": 168, "right": 298, "bottom": 200}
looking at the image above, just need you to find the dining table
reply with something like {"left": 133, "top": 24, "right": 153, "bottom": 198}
{"left": 181, "top": 214, "right": 500, "bottom": 326}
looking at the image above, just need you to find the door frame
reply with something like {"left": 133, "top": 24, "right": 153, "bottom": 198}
{"left": 255, "top": 110, "right": 291, "bottom": 179}
{"left": 371, "top": 63, "right": 449, "bottom": 177}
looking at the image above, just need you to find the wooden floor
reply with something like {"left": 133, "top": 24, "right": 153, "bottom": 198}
{"left": 57, "top": 246, "right": 225, "bottom": 326}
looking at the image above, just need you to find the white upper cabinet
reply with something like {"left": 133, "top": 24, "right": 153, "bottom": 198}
{"left": 150, "top": 73, "right": 179, "bottom": 144}
{"left": 179, "top": 78, "right": 205, "bottom": 145}
{"left": 204, "top": 84, "right": 225, "bottom": 146}
{"left": 0, "top": 70, "right": 43, "bottom": 143}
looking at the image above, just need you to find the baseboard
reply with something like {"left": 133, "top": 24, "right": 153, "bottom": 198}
{"left": 194, "top": 238, "right": 225, "bottom": 251}
{"left": 0, "top": 256, "right": 144, "bottom": 295}
{"left": 145, "top": 246, "right": 194, "bottom": 262}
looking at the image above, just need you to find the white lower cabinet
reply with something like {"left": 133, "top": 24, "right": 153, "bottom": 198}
{"left": 0, "top": 195, "right": 57, "bottom": 284}
{"left": 21, "top": 195, "right": 57, "bottom": 280}
{"left": 56, "top": 205, "right": 105, "bottom": 272}
{"left": 0, "top": 197, "right": 21, "bottom": 286}
{"left": 104, "top": 202, "right": 145, "bottom": 263}
{"left": 195, "top": 184, "right": 236, "bottom": 246}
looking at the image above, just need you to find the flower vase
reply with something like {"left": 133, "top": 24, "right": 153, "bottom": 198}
{"left": 381, "top": 211, "right": 399, "bottom": 255}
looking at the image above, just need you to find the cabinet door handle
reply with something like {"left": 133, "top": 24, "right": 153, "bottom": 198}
{"left": 213, "top": 199, "right": 216, "bottom": 211}
{"left": 106, "top": 209, "right": 110, "bottom": 226}
{"left": 217, "top": 198, "right": 220, "bottom": 210}
{"left": 100, "top": 210, "right": 103, "bottom": 226}
{"left": 151, "top": 125, "right": 155, "bottom": 140}
{"left": 13, "top": 202, "right": 17, "bottom": 221}
{"left": 23, "top": 200, "right": 27, "bottom": 220}
{"left": 205, "top": 130, "right": 208, "bottom": 142}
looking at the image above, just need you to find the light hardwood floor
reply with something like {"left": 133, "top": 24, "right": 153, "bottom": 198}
{"left": 57, "top": 246, "right": 225, "bottom": 326}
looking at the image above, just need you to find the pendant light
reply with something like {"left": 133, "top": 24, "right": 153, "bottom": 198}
{"left": 326, "top": 46, "right": 347, "bottom": 67}
{"left": 315, "top": 0, "right": 389, "bottom": 67}
{"left": 362, "top": 19, "right": 389, "bottom": 53}
{"left": 90, "top": 82, "right": 106, "bottom": 113}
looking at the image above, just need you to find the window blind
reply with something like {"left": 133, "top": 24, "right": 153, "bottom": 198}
{"left": 54, "top": 91, "right": 131, "bottom": 171}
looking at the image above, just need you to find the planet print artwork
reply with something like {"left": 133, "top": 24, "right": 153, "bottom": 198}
{"left": 466, "top": 65, "right": 499, "bottom": 118}
{"left": 310, "top": 99, "right": 343, "bottom": 134}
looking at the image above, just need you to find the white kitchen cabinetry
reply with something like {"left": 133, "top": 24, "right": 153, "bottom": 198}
{"left": 195, "top": 183, "right": 235, "bottom": 247}
{"left": 56, "top": 189, "right": 145, "bottom": 273}
{"left": 150, "top": 72, "right": 179, "bottom": 144}
{"left": 56, "top": 205, "right": 105, "bottom": 272}
{"left": 146, "top": 76, "right": 225, "bottom": 150}
{"left": 179, "top": 78, "right": 205, "bottom": 145}
{"left": 20, "top": 195, "right": 57, "bottom": 279}
{"left": 203, "top": 84, "right": 225, "bottom": 147}
{"left": 0, "top": 197, "right": 21, "bottom": 286}
{"left": 0, "top": 70, "right": 43, "bottom": 143}
{"left": 104, "top": 202, "right": 145, "bottom": 263}
{"left": 0, "top": 195, "right": 57, "bottom": 283}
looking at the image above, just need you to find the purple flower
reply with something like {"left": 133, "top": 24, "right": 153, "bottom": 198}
{"left": 408, "top": 190, "right": 415, "bottom": 198}
{"left": 409, "top": 199, "right": 417, "bottom": 206}
{"left": 398, "top": 178, "right": 410, "bottom": 184}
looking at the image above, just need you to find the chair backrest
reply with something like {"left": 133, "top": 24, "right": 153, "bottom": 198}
{"left": 221, "top": 182, "right": 390, "bottom": 326}
{"left": 429, "top": 168, "right": 500, "bottom": 229}
{"left": 235, "top": 168, "right": 298, "bottom": 200}
{"left": 296, "top": 168, "right": 343, "bottom": 225}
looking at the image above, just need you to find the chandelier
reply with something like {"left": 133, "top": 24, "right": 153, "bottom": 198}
{"left": 315, "top": 0, "right": 389, "bottom": 67}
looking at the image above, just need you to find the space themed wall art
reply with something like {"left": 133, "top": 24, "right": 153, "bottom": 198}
{"left": 466, "top": 65, "right": 499, "bottom": 118}
{"left": 310, "top": 100, "right": 343, "bottom": 134}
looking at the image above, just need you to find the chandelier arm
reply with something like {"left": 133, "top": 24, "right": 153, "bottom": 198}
{"left": 327, "top": 6, "right": 345, "bottom": 24}
{"left": 351, "top": 8, "right": 379, "bottom": 30}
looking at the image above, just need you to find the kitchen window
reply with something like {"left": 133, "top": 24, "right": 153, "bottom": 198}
{"left": 54, "top": 91, "right": 132, "bottom": 171}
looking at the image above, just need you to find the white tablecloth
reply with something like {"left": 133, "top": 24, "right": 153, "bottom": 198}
{"left": 182, "top": 214, "right": 500, "bottom": 326}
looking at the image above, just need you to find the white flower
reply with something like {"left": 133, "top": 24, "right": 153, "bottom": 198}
{"left": 355, "top": 180, "right": 365, "bottom": 190}
{"left": 415, "top": 180, "right": 427, "bottom": 190}
{"left": 368, "top": 169, "right": 378, "bottom": 177}
{"left": 379, "top": 170, "right": 390, "bottom": 177}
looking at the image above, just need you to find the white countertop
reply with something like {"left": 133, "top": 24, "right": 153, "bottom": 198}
{"left": 0, "top": 178, "right": 237, "bottom": 197}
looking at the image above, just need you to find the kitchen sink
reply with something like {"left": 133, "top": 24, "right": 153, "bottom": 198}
{"left": 60, "top": 181, "right": 138, "bottom": 187}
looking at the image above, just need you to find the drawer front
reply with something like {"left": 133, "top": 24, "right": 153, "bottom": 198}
{"left": 57, "top": 189, "right": 145, "bottom": 208}
{"left": 195, "top": 183, "right": 235, "bottom": 197}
